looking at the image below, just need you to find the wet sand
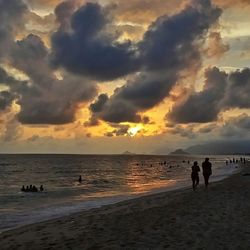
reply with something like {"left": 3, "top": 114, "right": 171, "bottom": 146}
{"left": 1, "top": 165, "right": 250, "bottom": 250}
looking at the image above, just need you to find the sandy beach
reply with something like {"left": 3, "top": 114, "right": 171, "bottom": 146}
{"left": 1, "top": 165, "right": 250, "bottom": 250}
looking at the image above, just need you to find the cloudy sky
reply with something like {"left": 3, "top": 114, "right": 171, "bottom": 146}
{"left": 0, "top": 0, "right": 250, "bottom": 154}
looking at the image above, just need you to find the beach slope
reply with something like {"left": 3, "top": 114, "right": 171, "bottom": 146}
{"left": 1, "top": 166, "right": 250, "bottom": 249}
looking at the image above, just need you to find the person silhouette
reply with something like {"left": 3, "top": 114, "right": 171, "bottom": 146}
{"left": 78, "top": 175, "right": 82, "bottom": 183}
{"left": 40, "top": 185, "right": 44, "bottom": 192}
{"left": 202, "top": 158, "right": 212, "bottom": 188}
{"left": 191, "top": 161, "right": 200, "bottom": 190}
{"left": 32, "top": 185, "right": 38, "bottom": 192}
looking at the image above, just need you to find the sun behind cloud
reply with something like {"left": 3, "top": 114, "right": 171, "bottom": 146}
{"left": 128, "top": 126, "right": 142, "bottom": 137}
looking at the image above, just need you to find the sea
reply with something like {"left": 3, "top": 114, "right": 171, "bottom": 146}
{"left": 0, "top": 154, "right": 241, "bottom": 232}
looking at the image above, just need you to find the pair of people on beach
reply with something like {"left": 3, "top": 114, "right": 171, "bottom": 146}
{"left": 191, "top": 158, "right": 212, "bottom": 190}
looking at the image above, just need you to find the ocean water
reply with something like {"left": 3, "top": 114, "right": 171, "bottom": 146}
{"left": 0, "top": 154, "right": 240, "bottom": 232}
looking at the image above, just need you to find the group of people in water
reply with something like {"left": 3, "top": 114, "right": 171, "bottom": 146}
{"left": 20, "top": 157, "right": 245, "bottom": 193}
{"left": 21, "top": 185, "right": 44, "bottom": 192}
{"left": 226, "top": 157, "right": 246, "bottom": 165}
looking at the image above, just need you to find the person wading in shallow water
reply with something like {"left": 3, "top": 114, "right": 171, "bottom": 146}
{"left": 78, "top": 175, "right": 82, "bottom": 183}
{"left": 191, "top": 161, "right": 200, "bottom": 190}
{"left": 202, "top": 158, "right": 212, "bottom": 188}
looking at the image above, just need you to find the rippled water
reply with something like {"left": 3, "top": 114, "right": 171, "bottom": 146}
{"left": 0, "top": 154, "right": 239, "bottom": 231}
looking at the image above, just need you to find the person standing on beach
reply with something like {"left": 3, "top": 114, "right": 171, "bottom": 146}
{"left": 202, "top": 158, "right": 212, "bottom": 188}
{"left": 191, "top": 161, "right": 200, "bottom": 190}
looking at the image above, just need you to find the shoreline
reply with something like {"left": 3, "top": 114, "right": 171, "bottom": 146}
{"left": 0, "top": 162, "right": 238, "bottom": 233}
{"left": 1, "top": 164, "right": 249, "bottom": 249}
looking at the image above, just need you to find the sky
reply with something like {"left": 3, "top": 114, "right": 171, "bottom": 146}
{"left": 0, "top": 0, "right": 250, "bottom": 154}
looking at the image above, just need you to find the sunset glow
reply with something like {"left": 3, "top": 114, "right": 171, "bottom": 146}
{"left": 0, "top": 0, "right": 249, "bottom": 154}
{"left": 128, "top": 126, "right": 142, "bottom": 137}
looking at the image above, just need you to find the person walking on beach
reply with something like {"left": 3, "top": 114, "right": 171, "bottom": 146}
{"left": 191, "top": 161, "right": 200, "bottom": 190}
{"left": 202, "top": 158, "right": 212, "bottom": 188}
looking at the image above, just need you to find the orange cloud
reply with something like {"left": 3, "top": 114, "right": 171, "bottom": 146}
{"left": 214, "top": 0, "right": 250, "bottom": 8}
{"left": 27, "top": 0, "right": 62, "bottom": 10}
{"left": 111, "top": 0, "right": 250, "bottom": 25}
{"left": 204, "top": 32, "right": 229, "bottom": 59}
{"left": 113, "top": 0, "right": 188, "bottom": 24}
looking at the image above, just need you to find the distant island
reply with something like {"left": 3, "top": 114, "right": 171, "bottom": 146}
{"left": 170, "top": 149, "right": 190, "bottom": 155}
{"left": 122, "top": 151, "right": 136, "bottom": 155}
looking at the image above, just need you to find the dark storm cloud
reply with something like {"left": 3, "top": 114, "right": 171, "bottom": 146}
{"left": 8, "top": 34, "right": 97, "bottom": 124}
{"left": 167, "top": 67, "right": 250, "bottom": 124}
{"left": 223, "top": 68, "right": 250, "bottom": 109}
{"left": 51, "top": 2, "right": 140, "bottom": 81}
{"left": 0, "top": 0, "right": 27, "bottom": 59}
{"left": 86, "top": 94, "right": 109, "bottom": 126}
{"left": 167, "top": 124, "right": 196, "bottom": 138}
{"left": 112, "top": 73, "right": 177, "bottom": 110}
{"left": 88, "top": 0, "right": 222, "bottom": 123}
{"left": 11, "top": 34, "right": 50, "bottom": 87}
{"left": 89, "top": 94, "right": 109, "bottom": 113}
{"left": 95, "top": 73, "right": 177, "bottom": 123}
{"left": 52, "top": 0, "right": 221, "bottom": 82}
{"left": 104, "top": 124, "right": 130, "bottom": 137}
{"left": 0, "top": 67, "right": 24, "bottom": 111}
{"left": 101, "top": 98, "right": 141, "bottom": 123}
{"left": 167, "top": 67, "right": 227, "bottom": 123}
{"left": 139, "top": 0, "right": 221, "bottom": 71}
{"left": 0, "top": 1, "right": 98, "bottom": 125}
{"left": 0, "top": 91, "right": 15, "bottom": 111}
{"left": 0, "top": 0, "right": 228, "bottom": 126}
{"left": 0, "top": 67, "right": 22, "bottom": 86}
{"left": 113, "top": 126, "right": 130, "bottom": 136}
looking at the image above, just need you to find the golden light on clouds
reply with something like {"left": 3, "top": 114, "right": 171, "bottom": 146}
{"left": 128, "top": 125, "right": 142, "bottom": 137}
{"left": 1, "top": 0, "right": 250, "bottom": 154}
